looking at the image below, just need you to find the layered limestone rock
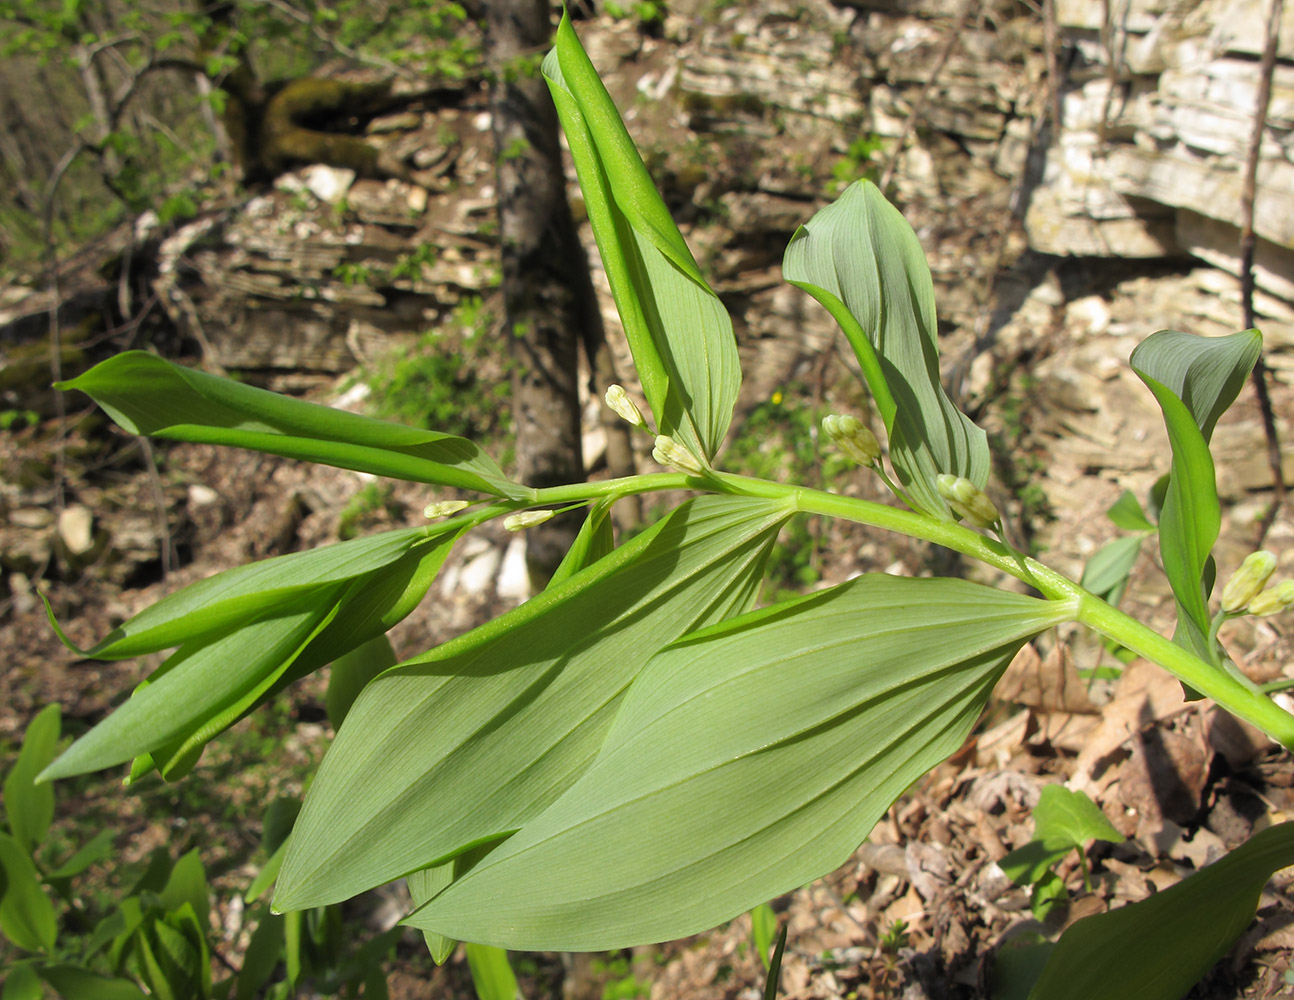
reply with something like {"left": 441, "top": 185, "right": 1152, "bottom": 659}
{"left": 1027, "top": 0, "right": 1294, "bottom": 318}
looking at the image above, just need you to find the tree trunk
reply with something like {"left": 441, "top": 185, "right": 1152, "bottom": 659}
{"left": 484, "top": 0, "right": 600, "bottom": 581}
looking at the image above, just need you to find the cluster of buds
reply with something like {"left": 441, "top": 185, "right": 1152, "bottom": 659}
{"left": 822, "top": 414, "right": 881, "bottom": 467}
{"left": 935, "top": 474, "right": 1000, "bottom": 529}
{"left": 423, "top": 499, "right": 471, "bottom": 520}
{"left": 651, "top": 434, "right": 706, "bottom": 477}
{"left": 1222, "top": 551, "right": 1294, "bottom": 616}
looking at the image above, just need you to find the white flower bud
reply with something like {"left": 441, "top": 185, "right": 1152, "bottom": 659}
{"left": 935, "top": 474, "right": 1000, "bottom": 528}
{"left": 822, "top": 413, "right": 881, "bottom": 466}
{"left": 423, "top": 500, "right": 471, "bottom": 519}
{"left": 605, "top": 384, "right": 647, "bottom": 429}
{"left": 652, "top": 435, "right": 706, "bottom": 476}
{"left": 1221, "top": 550, "right": 1278, "bottom": 612}
{"left": 1248, "top": 579, "right": 1294, "bottom": 617}
{"left": 504, "top": 509, "right": 555, "bottom": 532}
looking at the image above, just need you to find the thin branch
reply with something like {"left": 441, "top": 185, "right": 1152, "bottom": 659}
{"left": 1240, "top": 0, "right": 1285, "bottom": 543}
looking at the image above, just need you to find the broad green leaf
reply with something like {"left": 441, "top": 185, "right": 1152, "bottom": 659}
{"left": 1000, "top": 786, "right": 1123, "bottom": 886}
{"left": 465, "top": 943, "right": 519, "bottom": 1000}
{"left": 275, "top": 495, "right": 792, "bottom": 910}
{"left": 47, "top": 525, "right": 441, "bottom": 660}
{"left": 410, "top": 860, "right": 457, "bottom": 964}
{"left": 546, "top": 500, "right": 615, "bottom": 590}
{"left": 544, "top": 15, "right": 740, "bottom": 462}
{"left": 43, "top": 530, "right": 458, "bottom": 781}
{"left": 4, "top": 704, "right": 59, "bottom": 856}
{"left": 1080, "top": 534, "right": 1146, "bottom": 602}
{"left": 4, "top": 963, "right": 42, "bottom": 1000}
{"left": 782, "top": 181, "right": 989, "bottom": 517}
{"left": 407, "top": 575, "right": 1073, "bottom": 949}
{"left": 37, "top": 966, "right": 147, "bottom": 1000}
{"left": 0, "top": 831, "right": 57, "bottom": 953}
{"left": 1129, "top": 329, "right": 1262, "bottom": 442}
{"left": 1106, "top": 490, "right": 1155, "bottom": 532}
{"left": 326, "top": 634, "right": 397, "bottom": 730}
{"left": 58, "top": 352, "right": 527, "bottom": 499}
{"left": 1026, "top": 821, "right": 1294, "bottom": 1000}
{"left": 1130, "top": 330, "right": 1261, "bottom": 668}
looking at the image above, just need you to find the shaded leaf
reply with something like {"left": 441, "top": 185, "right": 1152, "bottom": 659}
{"left": 46, "top": 829, "right": 115, "bottom": 880}
{"left": 765, "top": 923, "right": 788, "bottom": 1000}
{"left": 1106, "top": 490, "right": 1155, "bottom": 532}
{"left": 37, "top": 966, "right": 148, "bottom": 1000}
{"left": 58, "top": 352, "right": 526, "bottom": 498}
{"left": 275, "top": 496, "right": 792, "bottom": 911}
{"left": 159, "top": 851, "right": 209, "bottom": 935}
{"left": 236, "top": 908, "right": 284, "bottom": 1000}
{"left": 782, "top": 181, "right": 988, "bottom": 517}
{"left": 0, "top": 831, "right": 56, "bottom": 953}
{"left": 543, "top": 15, "right": 740, "bottom": 461}
{"left": 407, "top": 575, "right": 1073, "bottom": 949}
{"left": 1080, "top": 534, "right": 1146, "bottom": 602}
{"left": 325, "top": 634, "right": 397, "bottom": 730}
{"left": 1026, "top": 821, "right": 1294, "bottom": 1000}
{"left": 3, "top": 704, "right": 59, "bottom": 856}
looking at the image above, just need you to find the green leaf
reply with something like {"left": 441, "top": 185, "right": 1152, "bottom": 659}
{"left": 244, "top": 840, "right": 287, "bottom": 905}
{"left": 46, "top": 829, "right": 115, "bottom": 880}
{"left": 3, "top": 961, "right": 42, "bottom": 1000}
{"left": 325, "top": 634, "right": 397, "bottom": 730}
{"left": 236, "top": 909, "right": 284, "bottom": 1000}
{"left": 782, "top": 181, "right": 989, "bottom": 517}
{"left": 4, "top": 704, "right": 60, "bottom": 856}
{"left": 465, "top": 943, "right": 519, "bottom": 1000}
{"left": 751, "top": 902, "right": 778, "bottom": 971}
{"left": 1079, "top": 534, "right": 1145, "bottom": 602}
{"left": 406, "top": 575, "right": 1073, "bottom": 949}
{"left": 46, "top": 525, "right": 441, "bottom": 660}
{"left": 43, "top": 529, "right": 459, "bottom": 781}
{"left": 1025, "top": 821, "right": 1294, "bottom": 1000}
{"left": 159, "top": 851, "right": 209, "bottom": 935}
{"left": 1028, "top": 870, "right": 1066, "bottom": 923}
{"left": 57, "top": 352, "right": 527, "bottom": 499}
{"left": 543, "top": 15, "right": 740, "bottom": 462}
{"left": 0, "top": 831, "right": 57, "bottom": 953}
{"left": 1000, "top": 787, "right": 1122, "bottom": 886}
{"left": 37, "top": 966, "right": 148, "bottom": 1000}
{"left": 1105, "top": 490, "right": 1155, "bottom": 532}
{"left": 764, "top": 923, "right": 788, "bottom": 1000}
{"left": 546, "top": 500, "right": 615, "bottom": 590}
{"left": 1130, "top": 330, "right": 1261, "bottom": 668}
{"left": 275, "top": 495, "right": 792, "bottom": 911}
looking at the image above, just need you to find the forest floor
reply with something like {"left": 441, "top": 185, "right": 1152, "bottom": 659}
{"left": 5, "top": 311, "right": 1294, "bottom": 1000}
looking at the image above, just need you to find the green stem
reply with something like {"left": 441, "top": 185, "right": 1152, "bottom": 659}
{"left": 521, "top": 471, "right": 1294, "bottom": 750}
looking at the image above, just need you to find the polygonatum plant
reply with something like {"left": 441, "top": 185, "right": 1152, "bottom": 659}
{"left": 24, "top": 13, "right": 1294, "bottom": 998}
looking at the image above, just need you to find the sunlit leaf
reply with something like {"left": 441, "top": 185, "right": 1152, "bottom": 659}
{"left": 3, "top": 704, "right": 59, "bottom": 856}
{"left": 275, "top": 496, "right": 792, "bottom": 911}
{"left": 325, "top": 634, "right": 397, "bottom": 730}
{"left": 1080, "top": 535, "right": 1145, "bottom": 603}
{"left": 543, "top": 14, "right": 740, "bottom": 462}
{"left": 1000, "top": 786, "right": 1123, "bottom": 886}
{"left": 1025, "top": 821, "right": 1294, "bottom": 1000}
{"left": 407, "top": 575, "right": 1073, "bottom": 949}
{"left": 782, "top": 180, "right": 989, "bottom": 517}
{"left": 1106, "top": 490, "right": 1155, "bottom": 533}
{"left": 57, "top": 352, "right": 527, "bottom": 498}
{"left": 465, "top": 943, "right": 519, "bottom": 1000}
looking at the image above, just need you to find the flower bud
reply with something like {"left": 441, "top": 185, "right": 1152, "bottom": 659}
{"left": 822, "top": 413, "right": 881, "bottom": 467}
{"left": 1221, "top": 550, "right": 1278, "bottom": 612}
{"left": 1248, "top": 579, "right": 1294, "bottom": 617}
{"left": 423, "top": 499, "right": 471, "bottom": 519}
{"left": 935, "top": 474, "right": 1000, "bottom": 528}
{"left": 652, "top": 435, "right": 706, "bottom": 476}
{"left": 605, "top": 384, "right": 647, "bottom": 429}
{"left": 504, "top": 509, "right": 555, "bottom": 532}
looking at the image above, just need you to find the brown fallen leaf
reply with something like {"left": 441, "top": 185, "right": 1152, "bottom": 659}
{"left": 997, "top": 643, "right": 1098, "bottom": 714}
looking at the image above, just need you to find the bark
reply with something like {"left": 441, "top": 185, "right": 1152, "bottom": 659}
{"left": 483, "top": 0, "right": 605, "bottom": 580}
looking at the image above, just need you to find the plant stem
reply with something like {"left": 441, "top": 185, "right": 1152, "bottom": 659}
{"left": 523, "top": 471, "right": 1294, "bottom": 749}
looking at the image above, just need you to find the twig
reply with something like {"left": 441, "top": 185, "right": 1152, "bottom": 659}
{"left": 1043, "top": 0, "right": 1062, "bottom": 143}
{"left": 1239, "top": 0, "right": 1286, "bottom": 543}
{"left": 140, "top": 438, "right": 175, "bottom": 579}
{"left": 878, "top": 2, "right": 971, "bottom": 192}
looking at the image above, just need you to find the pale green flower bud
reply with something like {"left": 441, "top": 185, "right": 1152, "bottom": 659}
{"left": 423, "top": 500, "right": 470, "bottom": 519}
{"left": 935, "top": 474, "right": 1000, "bottom": 528}
{"left": 1221, "top": 550, "right": 1278, "bottom": 612}
{"left": 605, "top": 384, "right": 647, "bottom": 429}
{"left": 652, "top": 435, "right": 706, "bottom": 476}
{"left": 822, "top": 413, "right": 881, "bottom": 467}
{"left": 504, "top": 510, "right": 555, "bottom": 532}
{"left": 1248, "top": 579, "right": 1294, "bottom": 617}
